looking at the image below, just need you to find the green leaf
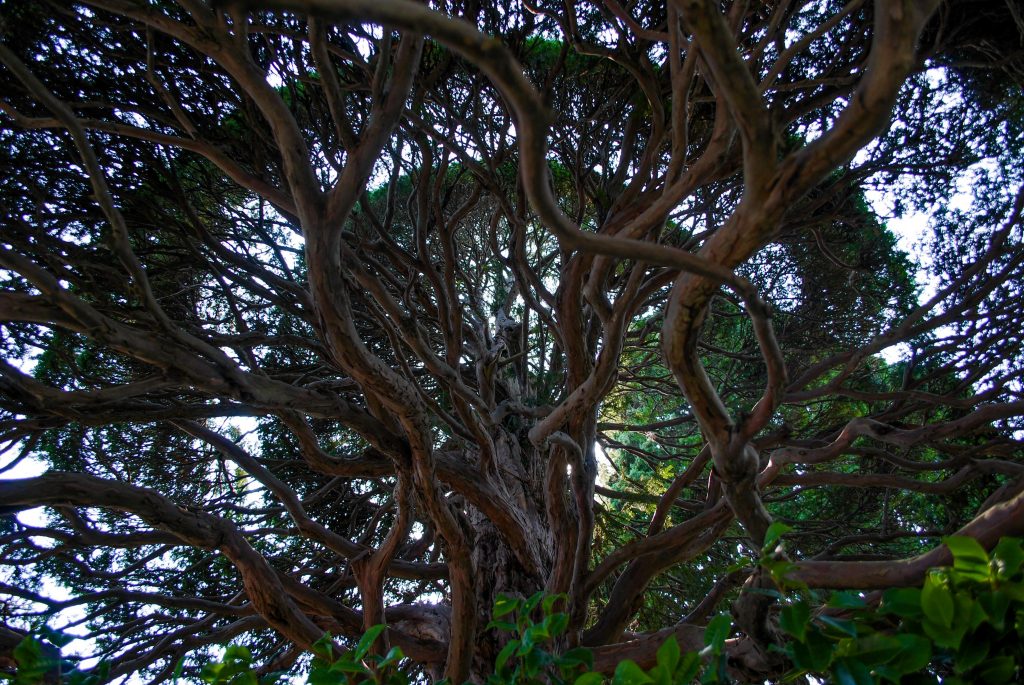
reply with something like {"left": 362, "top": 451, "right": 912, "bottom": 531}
{"left": 993, "top": 538, "right": 1024, "bottom": 580}
{"left": 543, "top": 593, "right": 567, "bottom": 616}
{"left": 353, "top": 624, "right": 386, "bottom": 660}
{"left": 976, "top": 655, "right": 1016, "bottom": 683}
{"left": 779, "top": 603, "right": 811, "bottom": 641}
{"left": 978, "top": 589, "right": 1011, "bottom": 630}
{"left": 674, "top": 652, "right": 701, "bottom": 684}
{"left": 13, "top": 638, "right": 43, "bottom": 669}
{"left": 827, "top": 591, "right": 867, "bottom": 610}
{"left": 762, "top": 522, "right": 793, "bottom": 554}
{"left": 817, "top": 615, "right": 857, "bottom": 638}
{"left": 655, "top": 636, "right": 680, "bottom": 673}
{"left": 789, "top": 630, "right": 833, "bottom": 672}
{"left": 955, "top": 635, "right": 989, "bottom": 672}
{"left": 486, "top": 620, "right": 517, "bottom": 632}
{"left": 846, "top": 633, "right": 902, "bottom": 666}
{"left": 833, "top": 658, "right": 874, "bottom": 685}
{"left": 379, "top": 646, "right": 404, "bottom": 667}
{"left": 611, "top": 660, "right": 653, "bottom": 685}
{"left": 223, "top": 645, "right": 253, "bottom": 663}
{"left": 523, "top": 591, "right": 546, "bottom": 616}
{"left": 946, "top": 536, "right": 991, "bottom": 581}
{"left": 574, "top": 672, "right": 604, "bottom": 685}
{"left": 880, "top": 587, "right": 922, "bottom": 618}
{"left": 495, "top": 640, "right": 520, "bottom": 673}
{"left": 544, "top": 612, "right": 569, "bottom": 637}
{"left": 646, "top": 664, "right": 670, "bottom": 685}
{"left": 493, "top": 595, "right": 520, "bottom": 618}
{"left": 312, "top": 633, "right": 335, "bottom": 661}
{"left": 921, "top": 613, "right": 967, "bottom": 650}
{"left": 703, "top": 615, "right": 731, "bottom": 651}
{"left": 922, "top": 574, "right": 955, "bottom": 628}
{"left": 559, "top": 647, "right": 594, "bottom": 671}
{"left": 308, "top": 664, "right": 343, "bottom": 685}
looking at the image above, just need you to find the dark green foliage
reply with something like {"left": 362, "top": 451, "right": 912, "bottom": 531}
{"left": 14, "top": 538, "right": 1024, "bottom": 684}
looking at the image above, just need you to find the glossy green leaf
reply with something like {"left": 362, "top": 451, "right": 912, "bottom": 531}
{"left": 574, "top": 672, "right": 604, "bottom": 685}
{"left": 523, "top": 591, "right": 546, "bottom": 615}
{"left": 495, "top": 640, "right": 519, "bottom": 674}
{"left": 846, "top": 632, "right": 902, "bottom": 666}
{"left": 818, "top": 615, "right": 857, "bottom": 638}
{"left": 993, "top": 538, "right": 1024, "bottom": 580}
{"left": 833, "top": 658, "right": 873, "bottom": 685}
{"left": 976, "top": 655, "right": 1016, "bottom": 683}
{"left": 922, "top": 574, "right": 954, "bottom": 628}
{"left": 542, "top": 593, "right": 567, "bottom": 615}
{"left": 353, "top": 624, "right": 386, "bottom": 660}
{"left": 545, "top": 612, "right": 569, "bottom": 637}
{"left": 880, "top": 587, "right": 922, "bottom": 618}
{"left": 703, "top": 615, "right": 731, "bottom": 650}
{"left": 656, "top": 636, "right": 679, "bottom": 673}
{"left": 493, "top": 595, "right": 520, "bottom": 618}
{"left": 946, "top": 536, "right": 991, "bottom": 581}
{"left": 762, "top": 522, "right": 793, "bottom": 554}
{"left": 612, "top": 660, "right": 653, "bottom": 685}
{"left": 675, "top": 652, "right": 701, "bottom": 684}
{"left": 828, "top": 591, "right": 867, "bottom": 610}
{"left": 955, "top": 635, "right": 989, "bottom": 672}
{"left": 789, "top": 630, "right": 834, "bottom": 672}
{"left": 779, "top": 602, "right": 811, "bottom": 641}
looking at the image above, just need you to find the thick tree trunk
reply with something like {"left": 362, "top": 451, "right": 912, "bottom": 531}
{"left": 465, "top": 427, "right": 555, "bottom": 679}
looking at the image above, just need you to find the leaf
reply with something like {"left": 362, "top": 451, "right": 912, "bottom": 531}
{"left": 379, "top": 646, "right": 404, "bottom": 667}
{"left": 655, "top": 636, "right": 680, "bottom": 674}
{"left": 833, "top": 658, "right": 874, "bottom": 685}
{"left": 978, "top": 589, "right": 1011, "bottom": 630}
{"left": 485, "top": 620, "right": 517, "bottom": 633}
{"left": 976, "top": 655, "right": 1016, "bottom": 683}
{"left": 646, "top": 664, "right": 670, "bottom": 685}
{"left": 543, "top": 593, "right": 567, "bottom": 616}
{"left": 779, "top": 603, "right": 811, "bottom": 641}
{"left": 493, "top": 595, "right": 520, "bottom": 618}
{"left": 674, "top": 652, "right": 701, "bottom": 684}
{"left": 574, "top": 672, "right": 604, "bottom": 685}
{"left": 223, "top": 645, "right": 253, "bottom": 663}
{"left": 523, "top": 591, "right": 546, "bottom": 616}
{"left": 880, "top": 588, "right": 922, "bottom": 618}
{"left": 945, "top": 536, "right": 991, "bottom": 581}
{"left": 827, "top": 591, "right": 867, "bottom": 610}
{"left": 544, "top": 612, "right": 569, "bottom": 637}
{"left": 993, "top": 538, "right": 1024, "bottom": 580}
{"left": 495, "top": 640, "right": 519, "bottom": 673}
{"left": 955, "top": 635, "right": 989, "bottom": 672}
{"left": 921, "top": 574, "right": 954, "bottom": 628}
{"left": 789, "top": 630, "right": 833, "bottom": 672}
{"left": 13, "top": 637, "right": 43, "bottom": 670}
{"left": 921, "top": 614, "right": 966, "bottom": 650}
{"left": 353, "top": 624, "right": 386, "bottom": 660}
{"left": 762, "top": 522, "right": 793, "bottom": 554}
{"left": 846, "top": 633, "right": 902, "bottom": 666}
{"left": 312, "top": 633, "right": 335, "bottom": 661}
{"left": 611, "top": 660, "right": 653, "bottom": 685}
{"left": 703, "top": 615, "right": 731, "bottom": 651}
{"left": 817, "top": 615, "right": 857, "bottom": 638}
{"left": 559, "top": 647, "right": 594, "bottom": 671}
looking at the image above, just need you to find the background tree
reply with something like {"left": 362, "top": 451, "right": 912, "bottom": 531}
{"left": 0, "top": 0, "right": 1023, "bottom": 682}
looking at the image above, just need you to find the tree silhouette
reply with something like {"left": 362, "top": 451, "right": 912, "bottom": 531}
{"left": 1, "top": 0, "right": 1023, "bottom": 682}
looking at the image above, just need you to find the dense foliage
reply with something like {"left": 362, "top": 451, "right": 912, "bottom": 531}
{"left": 1, "top": 0, "right": 1023, "bottom": 683}
{"left": 13, "top": 536, "right": 1024, "bottom": 683}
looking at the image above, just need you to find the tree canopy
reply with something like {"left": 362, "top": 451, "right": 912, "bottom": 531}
{"left": 1, "top": 0, "right": 1023, "bottom": 682}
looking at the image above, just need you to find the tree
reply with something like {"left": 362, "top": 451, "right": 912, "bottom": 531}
{"left": 1, "top": 0, "right": 1023, "bottom": 682}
